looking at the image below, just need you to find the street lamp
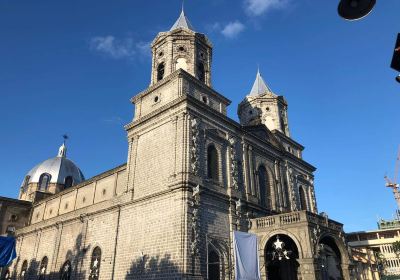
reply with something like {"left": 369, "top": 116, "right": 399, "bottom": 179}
{"left": 391, "top": 34, "right": 400, "bottom": 84}
{"left": 338, "top": 0, "right": 376, "bottom": 20}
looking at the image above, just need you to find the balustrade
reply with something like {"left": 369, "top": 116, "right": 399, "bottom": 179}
{"left": 253, "top": 210, "right": 343, "bottom": 231}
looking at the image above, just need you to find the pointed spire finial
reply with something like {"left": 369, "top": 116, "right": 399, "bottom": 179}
{"left": 58, "top": 134, "right": 68, "bottom": 157}
{"left": 249, "top": 68, "right": 273, "bottom": 96}
{"left": 170, "top": 2, "right": 195, "bottom": 31}
{"left": 182, "top": 0, "right": 184, "bottom": 13}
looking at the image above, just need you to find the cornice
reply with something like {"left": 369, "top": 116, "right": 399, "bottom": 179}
{"left": 130, "top": 69, "right": 230, "bottom": 105}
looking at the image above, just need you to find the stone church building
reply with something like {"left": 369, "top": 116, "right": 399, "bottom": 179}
{"left": 1, "top": 9, "right": 352, "bottom": 280}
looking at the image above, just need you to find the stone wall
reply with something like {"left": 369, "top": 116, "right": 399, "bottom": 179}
{"left": 29, "top": 164, "right": 126, "bottom": 225}
{"left": 0, "top": 197, "right": 31, "bottom": 236}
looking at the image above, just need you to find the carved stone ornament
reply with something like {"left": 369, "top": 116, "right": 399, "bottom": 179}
{"left": 339, "top": 231, "right": 347, "bottom": 246}
{"left": 229, "top": 137, "right": 239, "bottom": 190}
{"left": 311, "top": 225, "right": 321, "bottom": 256}
{"left": 287, "top": 168, "right": 298, "bottom": 211}
{"left": 235, "top": 199, "right": 242, "bottom": 227}
{"left": 308, "top": 177, "right": 318, "bottom": 213}
{"left": 190, "top": 118, "right": 201, "bottom": 176}
{"left": 190, "top": 185, "right": 201, "bottom": 255}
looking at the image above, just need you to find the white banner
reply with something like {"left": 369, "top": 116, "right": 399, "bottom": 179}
{"left": 233, "top": 231, "right": 261, "bottom": 280}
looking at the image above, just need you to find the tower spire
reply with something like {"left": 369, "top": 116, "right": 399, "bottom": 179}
{"left": 249, "top": 68, "right": 273, "bottom": 96}
{"left": 170, "top": 4, "right": 194, "bottom": 31}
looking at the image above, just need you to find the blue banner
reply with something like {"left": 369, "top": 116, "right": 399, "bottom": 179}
{"left": 0, "top": 237, "right": 16, "bottom": 267}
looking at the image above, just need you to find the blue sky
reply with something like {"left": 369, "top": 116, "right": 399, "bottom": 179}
{"left": 0, "top": 0, "right": 399, "bottom": 232}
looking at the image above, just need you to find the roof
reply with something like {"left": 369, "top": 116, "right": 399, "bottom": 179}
{"left": 21, "top": 143, "right": 85, "bottom": 186}
{"left": 249, "top": 69, "right": 273, "bottom": 96}
{"left": 170, "top": 10, "right": 194, "bottom": 31}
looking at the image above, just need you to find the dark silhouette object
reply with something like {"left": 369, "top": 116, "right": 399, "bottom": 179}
{"left": 125, "top": 254, "right": 180, "bottom": 280}
{"left": 338, "top": 0, "right": 376, "bottom": 21}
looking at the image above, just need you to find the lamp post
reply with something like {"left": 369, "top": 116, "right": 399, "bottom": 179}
{"left": 391, "top": 34, "right": 400, "bottom": 83}
{"left": 337, "top": 0, "right": 376, "bottom": 21}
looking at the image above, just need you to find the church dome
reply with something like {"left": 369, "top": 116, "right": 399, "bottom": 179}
{"left": 21, "top": 143, "right": 85, "bottom": 188}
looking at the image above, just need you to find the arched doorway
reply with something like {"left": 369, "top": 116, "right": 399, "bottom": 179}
{"left": 265, "top": 235, "right": 299, "bottom": 280}
{"left": 318, "top": 236, "right": 343, "bottom": 280}
{"left": 208, "top": 250, "right": 220, "bottom": 280}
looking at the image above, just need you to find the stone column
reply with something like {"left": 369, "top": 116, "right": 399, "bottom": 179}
{"left": 274, "top": 160, "right": 283, "bottom": 211}
{"left": 127, "top": 135, "right": 139, "bottom": 199}
{"left": 341, "top": 263, "right": 351, "bottom": 280}
{"left": 248, "top": 146, "right": 255, "bottom": 196}
{"left": 298, "top": 258, "right": 319, "bottom": 280}
{"left": 242, "top": 141, "right": 251, "bottom": 198}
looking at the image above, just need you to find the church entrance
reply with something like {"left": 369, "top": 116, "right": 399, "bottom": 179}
{"left": 318, "top": 236, "right": 343, "bottom": 280}
{"left": 265, "top": 235, "right": 299, "bottom": 280}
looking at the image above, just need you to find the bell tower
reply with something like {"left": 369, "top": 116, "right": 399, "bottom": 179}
{"left": 150, "top": 9, "right": 213, "bottom": 87}
{"left": 238, "top": 69, "right": 290, "bottom": 136}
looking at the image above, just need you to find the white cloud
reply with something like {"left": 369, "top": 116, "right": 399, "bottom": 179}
{"left": 103, "top": 116, "right": 124, "bottom": 125}
{"left": 135, "top": 41, "right": 151, "bottom": 57}
{"left": 221, "top": 21, "right": 245, "bottom": 39}
{"left": 90, "top": 36, "right": 148, "bottom": 59}
{"left": 244, "top": 0, "right": 289, "bottom": 16}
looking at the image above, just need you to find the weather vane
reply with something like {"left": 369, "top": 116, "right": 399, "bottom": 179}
{"left": 63, "top": 134, "right": 69, "bottom": 145}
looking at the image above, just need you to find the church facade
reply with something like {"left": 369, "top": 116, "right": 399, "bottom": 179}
{"left": 1, "top": 10, "right": 352, "bottom": 280}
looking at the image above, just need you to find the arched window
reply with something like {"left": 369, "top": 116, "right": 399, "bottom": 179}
{"left": 20, "top": 260, "right": 28, "bottom": 280}
{"left": 38, "top": 173, "right": 51, "bottom": 191}
{"left": 176, "top": 58, "right": 188, "bottom": 71}
{"left": 258, "top": 166, "right": 267, "bottom": 207}
{"left": 38, "top": 256, "right": 48, "bottom": 280}
{"left": 208, "top": 250, "right": 220, "bottom": 280}
{"left": 258, "top": 165, "right": 271, "bottom": 208}
{"left": 157, "top": 62, "right": 165, "bottom": 81}
{"left": 299, "top": 186, "right": 307, "bottom": 211}
{"left": 60, "top": 260, "right": 71, "bottom": 280}
{"left": 197, "top": 62, "right": 205, "bottom": 82}
{"left": 64, "top": 176, "right": 73, "bottom": 189}
{"left": 207, "top": 145, "right": 219, "bottom": 180}
{"left": 89, "top": 247, "right": 102, "bottom": 280}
